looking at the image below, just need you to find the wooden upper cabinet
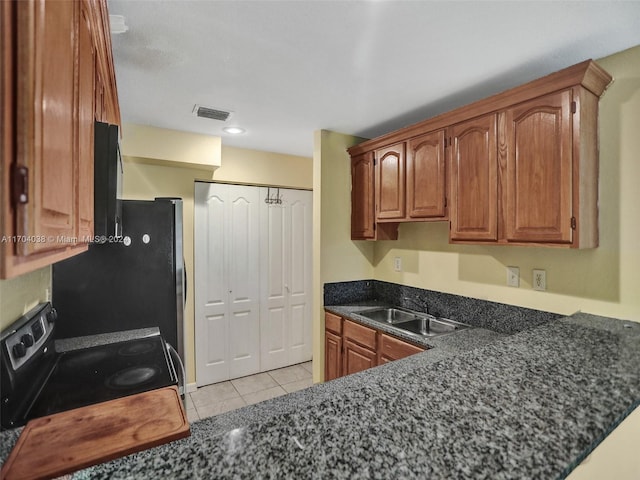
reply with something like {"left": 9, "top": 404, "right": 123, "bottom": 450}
{"left": 77, "top": 1, "right": 96, "bottom": 243}
{"left": 1, "top": 0, "right": 120, "bottom": 278}
{"left": 351, "top": 132, "right": 446, "bottom": 236}
{"left": 14, "top": 0, "right": 77, "bottom": 255}
{"left": 449, "top": 114, "right": 498, "bottom": 241}
{"left": 347, "top": 59, "right": 610, "bottom": 247}
{"left": 351, "top": 152, "right": 375, "bottom": 239}
{"left": 375, "top": 143, "right": 406, "bottom": 221}
{"left": 406, "top": 130, "right": 446, "bottom": 219}
{"left": 505, "top": 90, "right": 573, "bottom": 244}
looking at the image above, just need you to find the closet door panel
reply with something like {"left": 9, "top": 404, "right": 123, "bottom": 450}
{"left": 260, "top": 198, "right": 288, "bottom": 371}
{"left": 287, "top": 192, "right": 312, "bottom": 364}
{"left": 194, "top": 183, "right": 260, "bottom": 386}
{"left": 226, "top": 185, "right": 261, "bottom": 379}
{"left": 195, "top": 184, "right": 229, "bottom": 385}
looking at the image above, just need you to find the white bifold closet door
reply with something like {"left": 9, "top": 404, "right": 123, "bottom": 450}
{"left": 195, "top": 182, "right": 312, "bottom": 387}
{"left": 194, "top": 183, "right": 261, "bottom": 387}
{"left": 259, "top": 187, "right": 312, "bottom": 371}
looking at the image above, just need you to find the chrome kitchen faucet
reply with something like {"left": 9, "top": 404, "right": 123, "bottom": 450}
{"left": 403, "top": 296, "right": 428, "bottom": 314}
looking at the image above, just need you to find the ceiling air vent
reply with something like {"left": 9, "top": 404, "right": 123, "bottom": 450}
{"left": 193, "top": 105, "right": 232, "bottom": 122}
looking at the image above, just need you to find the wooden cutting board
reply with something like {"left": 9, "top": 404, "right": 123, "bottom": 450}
{"left": 1, "top": 386, "right": 190, "bottom": 480}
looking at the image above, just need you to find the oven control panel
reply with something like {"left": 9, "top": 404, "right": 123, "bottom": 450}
{"left": 2, "top": 303, "right": 56, "bottom": 372}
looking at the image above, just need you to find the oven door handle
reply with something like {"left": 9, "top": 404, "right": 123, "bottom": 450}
{"left": 166, "top": 342, "right": 186, "bottom": 397}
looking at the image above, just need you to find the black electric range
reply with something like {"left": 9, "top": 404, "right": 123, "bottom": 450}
{"left": 0, "top": 303, "right": 180, "bottom": 430}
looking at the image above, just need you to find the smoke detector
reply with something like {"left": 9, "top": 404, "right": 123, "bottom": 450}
{"left": 192, "top": 105, "right": 233, "bottom": 122}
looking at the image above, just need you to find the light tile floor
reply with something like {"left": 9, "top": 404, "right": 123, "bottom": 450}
{"left": 185, "top": 361, "right": 313, "bottom": 423}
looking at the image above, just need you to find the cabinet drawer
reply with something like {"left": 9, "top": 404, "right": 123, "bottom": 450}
{"left": 324, "top": 312, "right": 342, "bottom": 335}
{"left": 379, "top": 334, "right": 424, "bottom": 360}
{"left": 343, "top": 319, "right": 377, "bottom": 350}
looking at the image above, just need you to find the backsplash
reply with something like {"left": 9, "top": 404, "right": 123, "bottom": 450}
{"left": 324, "top": 280, "right": 562, "bottom": 334}
{"left": 323, "top": 279, "right": 376, "bottom": 305}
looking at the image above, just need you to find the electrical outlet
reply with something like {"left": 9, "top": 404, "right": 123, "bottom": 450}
{"left": 533, "top": 269, "right": 546, "bottom": 291}
{"left": 506, "top": 266, "right": 520, "bottom": 287}
{"left": 394, "top": 257, "right": 402, "bottom": 272}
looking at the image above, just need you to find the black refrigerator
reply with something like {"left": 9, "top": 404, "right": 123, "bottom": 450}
{"left": 52, "top": 198, "right": 185, "bottom": 361}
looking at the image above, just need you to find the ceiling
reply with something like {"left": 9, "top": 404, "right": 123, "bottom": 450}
{"left": 107, "top": 0, "right": 640, "bottom": 158}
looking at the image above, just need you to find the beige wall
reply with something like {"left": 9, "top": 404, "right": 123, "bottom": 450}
{"left": 214, "top": 145, "right": 312, "bottom": 188}
{"left": 122, "top": 133, "right": 312, "bottom": 384}
{"left": 312, "top": 129, "right": 373, "bottom": 382}
{"left": 0, "top": 266, "right": 51, "bottom": 329}
{"left": 121, "top": 123, "right": 221, "bottom": 171}
{"left": 371, "top": 46, "right": 640, "bottom": 322}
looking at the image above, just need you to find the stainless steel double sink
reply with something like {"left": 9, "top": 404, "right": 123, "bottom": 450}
{"left": 358, "top": 307, "right": 470, "bottom": 338}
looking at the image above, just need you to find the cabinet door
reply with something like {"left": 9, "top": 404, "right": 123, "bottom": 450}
{"left": 260, "top": 188, "right": 313, "bottom": 371}
{"left": 375, "top": 143, "right": 405, "bottom": 220}
{"left": 449, "top": 114, "right": 498, "bottom": 241}
{"left": 407, "top": 130, "right": 446, "bottom": 218}
{"left": 343, "top": 340, "right": 376, "bottom": 376}
{"left": 77, "top": 2, "right": 95, "bottom": 243}
{"left": 378, "top": 333, "right": 424, "bottom": 363}
{"left": 505, "top": 90, "right": 573, "bottom": 243}
{"left": 351, "top": 152, "right": 375, "bottom": 239}
{"left": 15, "top": 0, "right": 77, "bottom": 254}
{"left": 194, "top": 183, "right": 261, "bottom": 386}
{"left": 324, "top": 331, "right": 342, "bottom": 382}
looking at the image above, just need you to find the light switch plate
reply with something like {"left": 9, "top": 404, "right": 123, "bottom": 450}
{"left": 507, "top": 266, "right": 520, "bottom": 287}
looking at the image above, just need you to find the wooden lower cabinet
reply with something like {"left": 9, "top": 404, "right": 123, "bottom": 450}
{"left": 324, "top": 331, "right": 342, "bottom": 382}
{"left": 378, "top": 333, "right": 424, "bottom": 364}
{"left": 342, "top": 319, "right": 377, "bottom": 376}
{"left": 343, "top": 339, "right": 376, "bottom": 376}
{"left": 324, "top": 311, "right": 425, "bottom": 381}
{"left": 324, "top": 312, "right": 343, "bottom": 382}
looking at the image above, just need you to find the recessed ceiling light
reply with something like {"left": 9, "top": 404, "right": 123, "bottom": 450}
{"left": 223, "top": 127, "right": 245, "bottom": 135}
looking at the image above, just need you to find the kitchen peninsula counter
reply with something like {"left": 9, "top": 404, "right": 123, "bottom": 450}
{"left": 21, "top": 311, "right": 634, "bottom": 479}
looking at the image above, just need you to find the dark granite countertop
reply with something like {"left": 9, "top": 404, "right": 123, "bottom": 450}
{"left": 4, "top": 311, "right": 632, "bottom": 479}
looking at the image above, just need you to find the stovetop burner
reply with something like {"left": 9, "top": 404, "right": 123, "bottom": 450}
{"left": 58, "top": 349, "right": 111, "bottom": 371}
{"left": 106, "top": 366, "right": 161, "bottom": 389}
{"left": 118, "top": 339, "right": 157, "bottom": 356}
{"left": 28, "top": 335, "right": 176, "bottom": 420}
